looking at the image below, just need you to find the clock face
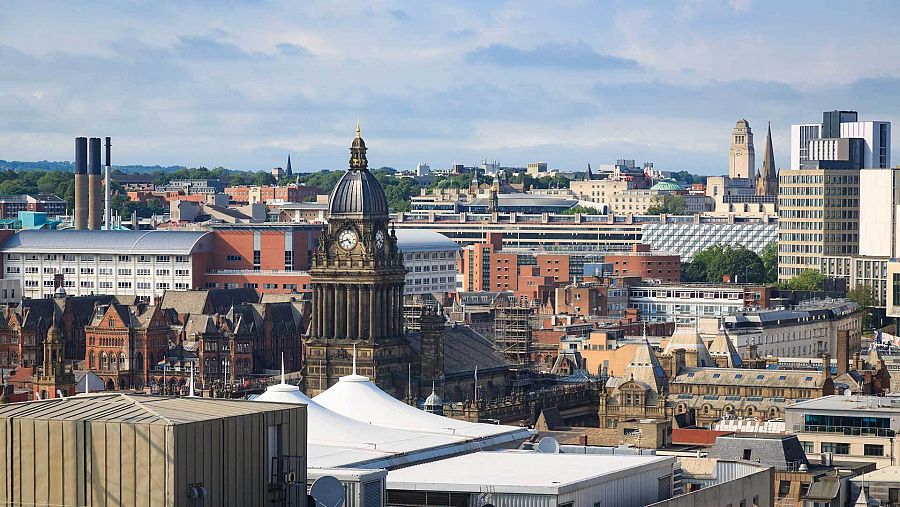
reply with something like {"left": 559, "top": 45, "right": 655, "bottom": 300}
{"left": 375, "top": 230, "right": 385, "bottom": 250}
{"left": 736, "top": 150, "right": 743, "bottom": 156}
{"left": 338, "top": 229, "right": 358, "bottom": 250}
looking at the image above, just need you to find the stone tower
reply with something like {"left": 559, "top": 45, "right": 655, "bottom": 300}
{"left": 756, "top": 122, "right": 777, "bottom": 196}
{"left": 32, "top": 312, "right": 76, "bottom": 400}
{"left": 729, "top": 119, "right": 756, "bottom": 180}
{"left": 304, "top": 122, "right": 411, "bottom": 396}
{"left": 418, "top": 305, "right": 445, "bottom": 395}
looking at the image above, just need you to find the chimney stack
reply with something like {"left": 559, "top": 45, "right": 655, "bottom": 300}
{"left": 836, "top": 329, "right": 850, "bottom": 375}
{"left": 88, "top": 137, "right": 102, "bottom": 230}
{"left": 104, "top": 137, "right": 112, "bottom": 230}
{"left": 74, "top": 137, "right": 88, "bottom": 230}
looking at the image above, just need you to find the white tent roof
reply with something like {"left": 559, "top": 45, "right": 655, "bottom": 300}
{"left": 256, "top": 376, "right": 531, "bottom": 469}
{"left": 313, "top": 373, "right": 531, "bottom": 440}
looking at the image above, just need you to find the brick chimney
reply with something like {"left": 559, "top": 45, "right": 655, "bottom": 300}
{"left": 836, "top": 330, "right": 850, "bottom": 375}
{"left": 822, "top": 352, "right": 832, "bottom": 380}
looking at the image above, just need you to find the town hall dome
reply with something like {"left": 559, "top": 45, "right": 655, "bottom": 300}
{"left": 327, "top": 122, "right": 389, "bottom": 217}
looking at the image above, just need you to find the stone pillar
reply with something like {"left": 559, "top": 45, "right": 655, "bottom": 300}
{"left": 335, "top": 284, "right": 346, "bottom": 339}
{"left": 357, "top": 286, "right": 366, "bottom": 340}
{"left": 348, "top": 285, "right": 358, "bottom": 340}
{"left": 324, "top": 286, "right": 334, "bottom": 339}
{"left": 369, "top": 286, "right": 376, "bottom": 340}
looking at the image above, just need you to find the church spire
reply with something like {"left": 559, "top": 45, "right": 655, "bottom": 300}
{"left": 584, "top": 163, "right": 593, "bottom": 181}
{"left": 286, "top": 154, "right": 293, "bottom": 176}
{"left": 757, "top": 122, "right": 776, "bottom": 196}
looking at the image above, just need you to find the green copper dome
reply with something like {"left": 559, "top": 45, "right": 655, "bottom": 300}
{"left": 650, "top": 180, "right": 684, "bottom": 191}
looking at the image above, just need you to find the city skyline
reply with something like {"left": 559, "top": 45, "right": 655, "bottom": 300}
{"left": 1, "top": 1, "right": 899, "bottom": 173}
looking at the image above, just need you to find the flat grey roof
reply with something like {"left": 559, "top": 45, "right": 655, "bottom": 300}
{"left": 787, "top": 394, "right": 900, "bottom": 413}
{"left": 0, "top": 230, "right": 211, "bottom": 255}
{"left": 386, "top": 450, "right": 672, "bottom": 495}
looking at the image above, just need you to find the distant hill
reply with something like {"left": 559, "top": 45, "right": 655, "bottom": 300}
{"left": 0, "top": 160, "right": 187, "bottom": 174}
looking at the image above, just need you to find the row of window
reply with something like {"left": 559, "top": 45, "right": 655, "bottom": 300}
{"left": 8, "top": 254, "right": 190, "bottom": 263}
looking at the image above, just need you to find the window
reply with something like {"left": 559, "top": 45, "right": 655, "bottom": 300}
{"left": 175, "top": 256, "right": 188, "bottom": 263}
{"left": 156, "top": 282, "right": 169, "bottom": 289}
{"left": 175, "top": 269, "right": 189, "bottom": 277}
{"left": 864, "top": 444, "right": 884, "bottom": 456}
{"left": 136, "top": 268, "right": 151, "bottom": 276}
{"left": 157, "top": 256, "right": 170, "bottom": 263}
{"left": 118, "top": 255, "right": 130, "bottom": 262}
{"left": 801, "top": 441, "right": 813, "bottom": 453}
{"left": 156, "top": 269, "right": 169, "bottom": 276}
{"left": 118, "top": 268, "right": 132, "bottom": 276}
{"left": 821, "top": 442, "right": 850, "bottom": 455}
{"left": 136, "top": 282, "right": 151, "bottom": 289}
{"left": 137, "top": 255, "right": 151, "bottom": 263}
{"left": 226, "top": 255, "right": 242, "bottom": 261}
{"left": 98, "top": 267, "right": 113, "bottom": 275}
{"left": 80, "top": 267, "right": 94, "bottom": 275}
{"left": 778, "top": 480, "right": 791, "bottom": 496}
{"left": 117, "top": 281, "right": 132, "bottom": 289}
{"left": 174, "top": 283, "right": 189, "bottom": 290}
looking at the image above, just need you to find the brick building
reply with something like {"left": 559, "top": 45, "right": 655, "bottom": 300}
{"left": 84, "top": 303, "right": 171, "bottom": 390}
{"left": 604, "top": 244, "right": 680, "bottom": 283}
{"left": 224, "top": 184, "right": 322, "bottom": 205}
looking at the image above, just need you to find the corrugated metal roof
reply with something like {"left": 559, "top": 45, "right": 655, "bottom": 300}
{"left": 0, "top": 393, "right": 300, "bottom": 425}
{"left": 0, "top": 230, "right": 211, "bottom": 255}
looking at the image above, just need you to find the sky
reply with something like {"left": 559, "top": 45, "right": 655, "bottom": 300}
{"left": 1, "top": 0, "right": 899, "bottom": 174}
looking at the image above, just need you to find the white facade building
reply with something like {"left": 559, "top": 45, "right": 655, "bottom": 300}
{"left": 791, "top": 112, "right": 890, "bottom": 169}
{"left": 628, "top": 283, "right": 757, "bottom": 324}
{"left": 395, "top": 229, "right": 459, "bottom": 295}
{"left": 641, "top": 221, "right": 777, "bottom": 262}
{"left": 859, "top": 168, "right": 900, "bottom": 257}
{"left": 1, "top": 230, "right": 211, "bottom": 299}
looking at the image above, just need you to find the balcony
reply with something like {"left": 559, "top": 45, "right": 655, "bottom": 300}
{"left": 794, "top": 423, "right": 895, "bottom": 437}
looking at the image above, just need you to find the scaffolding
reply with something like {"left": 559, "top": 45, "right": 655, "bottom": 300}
{"left": 493, "top": 299, "right": 533, "bottom": 366}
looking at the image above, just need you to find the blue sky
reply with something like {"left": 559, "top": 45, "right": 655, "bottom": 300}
{"left": 1, "top": 0, "right": 898, "bottom": 174}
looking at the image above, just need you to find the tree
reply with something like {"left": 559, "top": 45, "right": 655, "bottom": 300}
{"left": 561, "top": 205, "right": 602, "bottom": 215}
{"left": 646, "top": 194, "right": 686, "bottom": 215}
{"left": 681, "top": 244, "right": 766, "bottom": 283}
{"left": 778, "top": 269, "right": 825, "bottom": 291}
{"left": 761, "top": 243, "right": 778, "bottom": 283}
{"left": 847, "top": 284, "right": 878, "bottom": 331}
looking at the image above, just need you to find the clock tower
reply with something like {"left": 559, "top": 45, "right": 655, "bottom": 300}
{"left": 729, "top": 119, "right": 756, "bottom": 180}
{"left": 304, "top": 123, "right": 411, "bottom": 396}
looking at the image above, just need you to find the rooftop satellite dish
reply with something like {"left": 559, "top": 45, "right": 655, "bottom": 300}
{"left": 843, "top": 389, "right": 853, "bottom": 397}
{"left": 536, "top": 437, "right": 560, "bottom": 454}
{"left": 310, "top": 476, "right": 345, "bottom": 507}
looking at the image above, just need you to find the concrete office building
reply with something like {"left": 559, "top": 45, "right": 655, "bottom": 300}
{"left": 627, "top": 282, "right": 770, "bottom": 324}
{"left": 0, "top": 393, "right": 308, "bottom": 507}
{"left": 791, "top": 110, "right": 890, "bottom": 169}
{"left": 777, "top": 169, "right": 859, "bottom": 280}
{"left": 396, "top": 230, "right": 459, "bottom": 294}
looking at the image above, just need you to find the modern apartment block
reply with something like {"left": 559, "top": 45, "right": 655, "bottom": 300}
{"left": 777, "top": 169, "right": 859, "bottom": 281}
{"left": 786, "top": 395, "right": 900, "bottom": 468}
{"left": 791, "top": 110, "right": 891, "bottom": 169}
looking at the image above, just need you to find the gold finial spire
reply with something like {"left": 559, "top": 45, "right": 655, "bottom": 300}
{"left": 356, "top": 117, "right": 361, "bottom": 139}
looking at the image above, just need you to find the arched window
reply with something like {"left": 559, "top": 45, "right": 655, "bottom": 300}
{"left": 100, "top": 352, "right": 108, "bottom": 371}
{"left": 119, "top": 353, "right": 126, "bottom": 370}
{"left": 746, "top": 406, "right": 755, "bottom": 417}
{"left": 135, "top": 352, "right": 144, "bottom": 372}
{"left": 89, "top": 352, "right": 95, "bottom": 369}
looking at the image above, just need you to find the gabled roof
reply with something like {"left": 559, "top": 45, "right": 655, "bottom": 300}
{"left": 709, "top": 325, "right": 742, "bottom": 368}
{"left": 664, "top": 325, "right": 715, "bottom": 367}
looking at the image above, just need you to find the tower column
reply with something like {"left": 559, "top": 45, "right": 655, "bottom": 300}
{"left": 324, "top": 286, "right": 334, "bottom": 338}
{"left": 310, "top": 284, "right": 318, "bottom": 337}
{"left": 369, "top": 286, "right": 376, "bottom": 340}
{"left": 335, "top": 284, "right": 346, "bottom": 339}
{"left": 347, "top": 284, "right": 358, "bottom": 339}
